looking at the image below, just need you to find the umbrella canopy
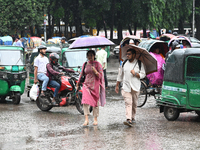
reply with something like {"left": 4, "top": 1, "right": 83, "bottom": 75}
{"left": 69, "top": 36, "right": 115, "bottom": 49}
{"left": 0, "top": 36, "right": 13, "bottom": 45}
{"left": 120, "top": 44, "right": 157, "bottom": 75}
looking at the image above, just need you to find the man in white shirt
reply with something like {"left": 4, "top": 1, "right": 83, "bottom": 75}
{"left": 115, "top": 48, "right": 146, "bottom": 127}
{"left": 34, "top": 45, "right": 49, "bottom": 97}
{"left": 96, "top": 46, "right": 108, "bottom": 88}
{"left": 16, "top": 38, "right": 24, "bottom": 48}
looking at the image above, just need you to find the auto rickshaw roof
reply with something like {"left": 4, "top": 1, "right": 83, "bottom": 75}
{"left": 0, "top": 45, "right": 24, "bottom": 51}
{"left": 62, "top": 47, "right": 89, "bottom": 54}
{"left": 32, "top": 46, "right": 61, "bottom": 53}
{"left": 138, "top": 39, "right": 169, "bottom": 57}
{"left": 164, "top": 48, "right": 200, "bottom": 84}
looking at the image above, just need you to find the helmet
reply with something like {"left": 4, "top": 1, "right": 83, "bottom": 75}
{"left": 49, "top": 53, "right": 60, "bottom": 65}
{"left": 61, "top": 37, "right": 66, "bottom": 41}
{"left": 38, "top": 45, "right": 47, "bottom": 53}
{"left": 172, "top": 40, "right": 179, "bottom": 51}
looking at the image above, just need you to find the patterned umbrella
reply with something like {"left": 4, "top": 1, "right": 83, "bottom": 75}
{"left": 120, "top": 44, "right": 157, "bottom": 75}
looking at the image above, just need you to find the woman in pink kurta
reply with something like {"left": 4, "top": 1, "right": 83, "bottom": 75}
{"left": 76, "top": 50, "right": 106, "bottom": 126}
{"left": 147, "top": 48, "right": 165, "bottom": 85}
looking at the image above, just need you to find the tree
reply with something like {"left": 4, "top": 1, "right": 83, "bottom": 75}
{"left": 196, "top": 0, "right": 200, "bottom": 40}
{"left": 0, "top": 0, "right": 46, "bottom": 36}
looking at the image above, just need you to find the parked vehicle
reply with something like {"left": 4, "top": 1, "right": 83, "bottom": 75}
{"left": 157, "top": 48, "right": 200, "bottom": 121}
{"left": 187, "top": 37, "right": 200, "bottom": 48}
{"left": 36, "top": 71, "right": 92, "bottom": 114}
{"left": 0, "top": 46, "right": 27, "bottom": 104}
{"left": 61, "top": 48, "right": 89, "bottom": 71}
{"left": 113, "top": 45, "right": 120, "bottom": 58}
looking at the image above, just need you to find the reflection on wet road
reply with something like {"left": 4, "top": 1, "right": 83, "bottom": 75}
{"left": 0, "top": 92, "right": 200, "bottom": 150}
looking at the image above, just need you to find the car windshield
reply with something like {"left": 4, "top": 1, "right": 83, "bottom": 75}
{"left": 0, "top": 50, "right": 24, "bottom": 65}
{"left": 62, "top": 50, "right": 88, "bottom": 68}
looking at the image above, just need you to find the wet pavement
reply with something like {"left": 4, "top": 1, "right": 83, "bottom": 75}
{"left": 1, "top": 54, "right": 200, "bottom": 150}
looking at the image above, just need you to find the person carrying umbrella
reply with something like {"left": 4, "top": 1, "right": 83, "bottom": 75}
{"left": 115, "top": 48, "right": 146, "bottom": 127}
{"left": 96, "top": 46, "right": 108, "bottom": 88}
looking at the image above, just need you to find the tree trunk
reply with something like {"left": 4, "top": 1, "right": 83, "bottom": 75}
{"left": 110, "top": 0, "right": 116, "bottom": 41}
{"left": 51, "top": 17, "right": 55, "bottom": 38}
{"left": 21, "top": 30, "right": 25, "bottom": 37}
{"left": 128, "top": 24, "right": 133, "bottom": 35}
{"left": 103, "top": 21, "right": 107, "bottom": 38}
{"left": 47, "top": 11, "right": 52, "bottom": 39}
{"left": 143, "top": 28, "right": 147, "bottom": 38}
{"left": 30, "top": 26, "right": 34, "bottom": 36}
{"left": 134, "top": 23, "right": 137, "bottom": 35}
{"left": 158, "top": 28, "right": 161, "bottom": 36}
{"left": 69, "top": 24, "right": 72, "bottom": 38}
{"left": 178, "top": 19, "right": 184, "bottom": 34}
{"left": 64, "top": 22, "right": 68, "bottom": 40}
{"left": 58, "top": 20, "right": 61, "bottom": 36}
{"left": 117, "top": 24, "right": 122, "bottom": 44}
{"left": 73, "top": 0, "right": 82, "bottom": 36}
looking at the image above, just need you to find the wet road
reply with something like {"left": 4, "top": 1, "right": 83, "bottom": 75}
{"left": 1, "top": 55, "right": 200, "bottom": 150}
{"left": 1, "top": 93, "right": 200, "bottom": 150}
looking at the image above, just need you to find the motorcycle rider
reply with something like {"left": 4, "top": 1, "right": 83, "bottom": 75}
{"left": 34, "top": 45, "right": 49, "bottom": 97}
{"left": 46, "top": 53, "right": 75, "bottom": 105}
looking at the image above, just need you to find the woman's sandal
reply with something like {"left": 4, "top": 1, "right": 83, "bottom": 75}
{"left": 83, "top": 121, "right": 89, "bottom": 127}
{"left": 93, "top": 121, "right": 98, "bottom": 126}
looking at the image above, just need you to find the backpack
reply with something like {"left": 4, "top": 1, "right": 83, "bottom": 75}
{"left": 122, "top": 59, "right": 142, "bottom": 71}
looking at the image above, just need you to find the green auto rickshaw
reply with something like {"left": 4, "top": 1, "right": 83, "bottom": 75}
{"left": 157, "top": 48, "right": 200, "bottom": 121}
{"left": 27, "top": 46, "right": 61, "bottom": 99}
{"left": 61, "top": 48, "right": 89, "bottom": 71}
{"left": 0, "top": 46, "right": 27, "bottom": 104}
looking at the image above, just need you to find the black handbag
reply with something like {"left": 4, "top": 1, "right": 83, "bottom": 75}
{"left": 80, "top": 62, "right": 87, "bottom": 83}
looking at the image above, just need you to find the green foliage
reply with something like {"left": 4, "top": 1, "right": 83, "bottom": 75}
{"left": 0, "top": 0, "right": 195, "bottom": 37}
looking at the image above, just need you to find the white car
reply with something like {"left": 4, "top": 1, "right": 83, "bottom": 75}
{"left": 113, "top": 45, "right": 120, "bottom": 58}
{"left": 188, "top": 37, "right": 200, "bottom": 48}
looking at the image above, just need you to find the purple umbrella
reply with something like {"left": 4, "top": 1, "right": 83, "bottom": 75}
{"left": 69, "top": 36, "right": 115, "bottom": 49}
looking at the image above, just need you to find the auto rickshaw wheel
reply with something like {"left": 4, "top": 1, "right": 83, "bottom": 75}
{"left": 36, "top": 96, "right": 53, "bottom": 111}
{"left": 12, "top": 93, "right": 21, "bottom": 104}
{"left": 75, "top": 92, "right": 93, "bottom": 115}
{"left": 195, "top": 111, "right": 200, "bottom": 116}
{"left": 0, "top": 96, "right": 7, "bottom": 103}
{"left": 137, "top": 81, "right": 147, "bottom": 107}
{"left": 164, "top": 107, "right": 180, "bottom": 121}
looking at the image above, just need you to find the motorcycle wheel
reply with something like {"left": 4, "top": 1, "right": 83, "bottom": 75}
{"left": 75, "top": 92, "right": 93, "bottom": 115}
{"left": 36, "top": 96, "right": 53, "bottom": 111}
{"left": 12, "top": 93, "right": 21, "bottom": 104}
